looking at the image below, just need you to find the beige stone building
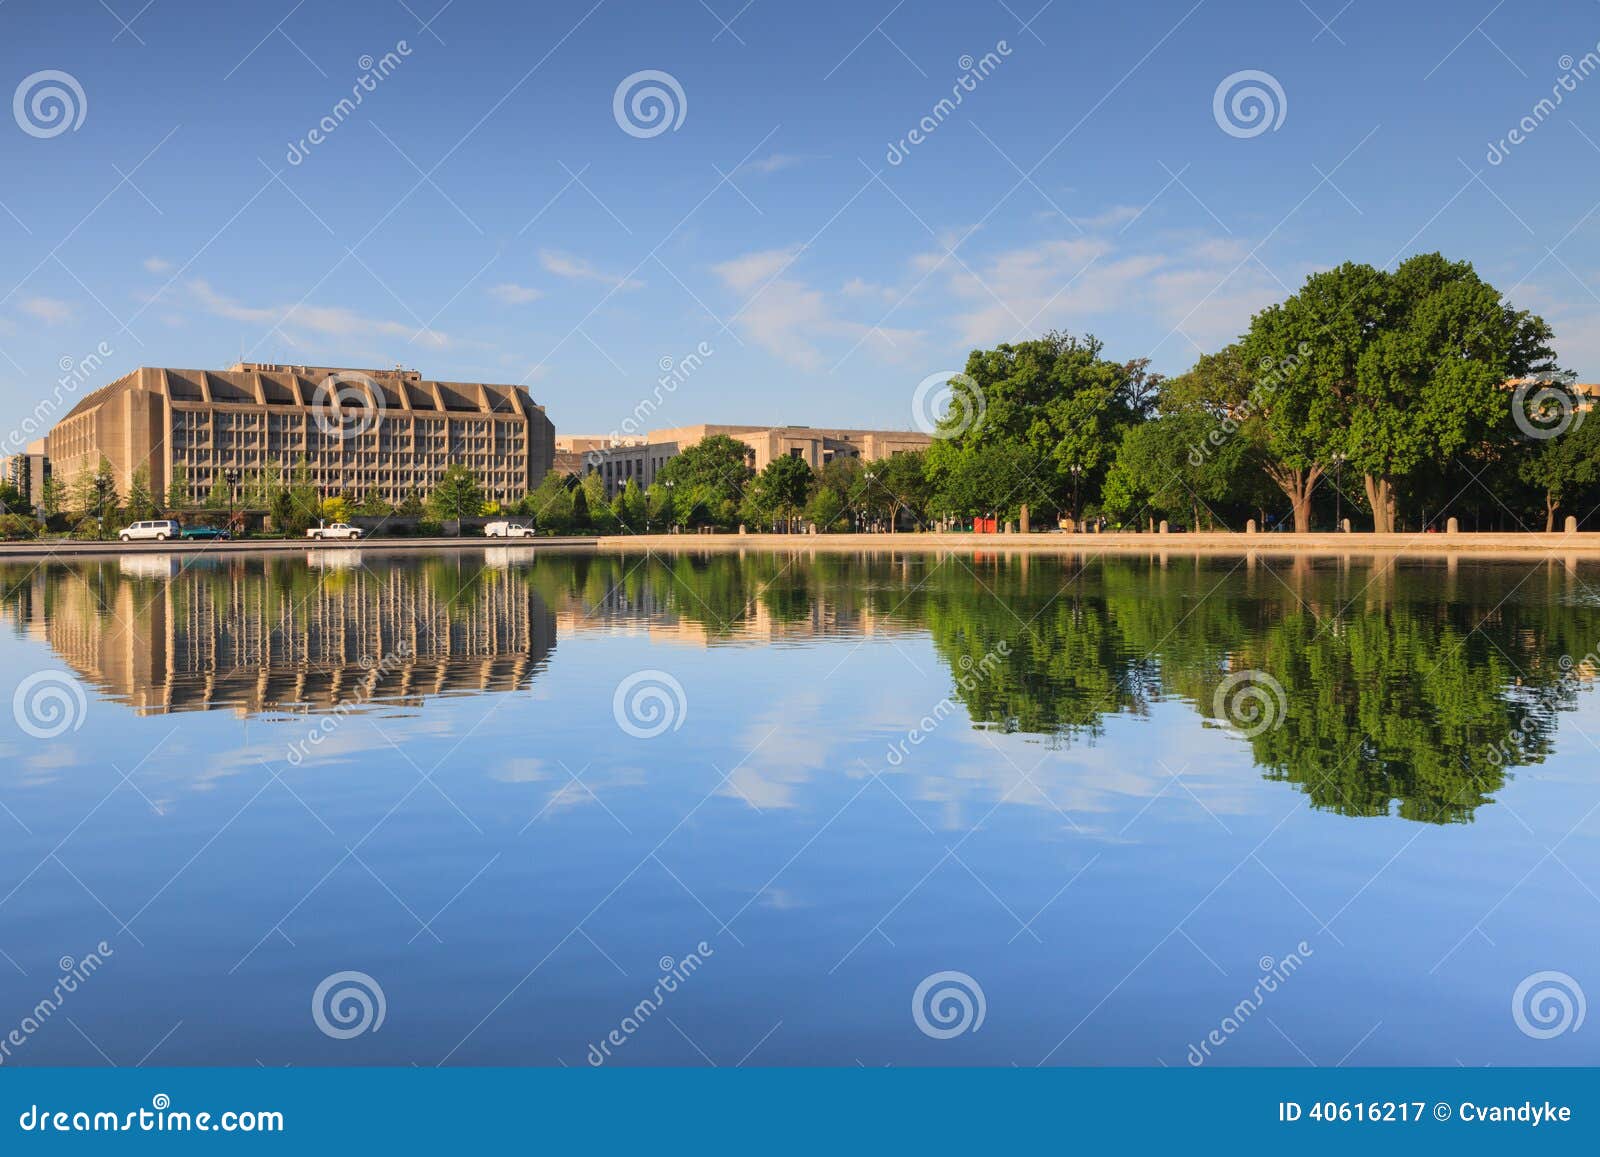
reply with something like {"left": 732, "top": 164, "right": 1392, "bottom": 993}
{"left": 568, "top": 424, "right": 933, "bottom": 496}
{"left": 44, "top": 363, "right": 555, "bottom": 507}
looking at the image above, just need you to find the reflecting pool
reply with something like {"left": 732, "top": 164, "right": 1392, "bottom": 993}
{"left": 1, "top": 548, "right": 1597, "bottom": 1066}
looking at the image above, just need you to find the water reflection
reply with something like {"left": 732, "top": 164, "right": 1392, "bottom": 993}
{"left": 2, "top": 549, "right": 1596, "bottom": 824}
{"left": 0, "top": 553, "right": 557, "bottom": 717}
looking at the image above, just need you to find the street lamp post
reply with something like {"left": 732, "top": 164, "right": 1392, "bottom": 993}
{"left": 94, "top": 476, "right": 111, "bottom": 539}
{"left": 224, "top": 467, "right": 241, "bottom": 536}
{"left": 1069, "top": 463, "right": 1082, "bottom": 530}
{"left": 864, "top": 471, "right": 876, "bottom": 532}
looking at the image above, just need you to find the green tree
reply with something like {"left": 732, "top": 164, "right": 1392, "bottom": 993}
{"left": 746, "top": 455, "right": 813, "bottom": 530}
{"left": 429, "top": 464, "right": 485, "bottom": 533}
{"left": 204, "top": 472, "right": 230, "bottom": 509}
{"left": 580, "top": 472, "right": 614, "bottom": 532}
{"left": 656, "top": 435, "right": 753, "bottom": 526}
{"left": 522, "top": 471, "right": 575, "bottom": 532}
{"left": 355, "top": 488, "right": 391, "bottom": 517}
{"left": 610, "top": 478, "right": 646, "bottom": 533}
{"left": 867, "top": 451, "right": 932, "bottom": 531}
{"left": 40, "top": 474, "right": 66, "bottom": 518}
{"left": 125, "top": 464, "right": 158, "bottom": 521}
{"left": 805, "top": 484, "right": 846, "bottom": 531}
{"left": 1240, "top": 254, "right": 1555, "bottom": 532}
{"left": 1517, "top": 397, "right": 1600, "bottom": 530}
{"left": 926, "top": 332, "right": 1146, "bottom": 523}
{"left": 166, "top": 463, "right": 189, "bottom": 510}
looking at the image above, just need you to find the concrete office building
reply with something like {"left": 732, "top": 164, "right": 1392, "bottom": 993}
{"left": 569, "top": 424, "right": 934, "bottom": 496}
{"left": 1, "top": 439, "right": 48, "bottom": 508}
{"left": 44, "top": 363, "right": 555, "bottom": 507}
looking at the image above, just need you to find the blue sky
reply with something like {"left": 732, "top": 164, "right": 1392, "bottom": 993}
{"left": 3, "top": 0, "right": 1600, "bottom": 435}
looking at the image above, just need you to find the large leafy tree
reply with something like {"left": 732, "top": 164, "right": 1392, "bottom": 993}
{"left": 744, "top": 455, "right": 813, "bottom": 529}
{"left": 1517, "top": 393, "right": 1600, "bottom": 530}
{"left": 926, "top": 331, "right": 1144, "bottom": 522}
{"left": 429, "top": 463, "right": 485, "bottom": 533}
{"left": 1164, "top": 344, "right": 1324, "bottom": 532}
{"left": 665, "top": 432, "right": 758, "bottom": 505}
{"left": 1102, "top": 408, "right": 1249, "bottom": 530}
{"left": 1241, "top": 254, "right": 1555, "bottom": 532}
{"left": 864, "top": 451, "right": 933, "bottom": 531}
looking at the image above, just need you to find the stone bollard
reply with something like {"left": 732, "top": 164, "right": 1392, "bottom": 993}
{"left": 1158, "top": 520, "right": 1169, "bottom": 534}
{"left": 1566, "top": 515, "right": 1579, "bottom": 534}
{"left": 1004, "top": 520, "right": 1015, "bottom": 534}
{"left": 1246, "top": 519, "right": 1257, "bottom": 534}
{"left": 1446, "top": 517, "right": 1459, "bottom": 534}
{"left": 738, "top": 524, "right": 747, "bottom": 535}
{"left": 1340, "top": 518, "right": 1351, "bottom": 533}
{"left": 1019, "top": 503, "right": 1030, "bottom": 533}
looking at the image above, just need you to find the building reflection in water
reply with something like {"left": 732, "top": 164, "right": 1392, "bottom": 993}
{"left": 0, "top": 552, "right": 558, "bottom": 717}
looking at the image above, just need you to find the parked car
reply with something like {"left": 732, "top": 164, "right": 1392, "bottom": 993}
{"left": 307, "top": 523, "right": 363, "bottom": 540}
{"left": 483, "top": 521, "right": 535, "bottom": 538}
{"left": 180, "top": 525, "right": 231, "bottom": 541}
{"left": 120, "top": 519, "right": 180, "bottom": 542}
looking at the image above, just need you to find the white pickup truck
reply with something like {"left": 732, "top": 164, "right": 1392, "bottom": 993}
{"left": 483, "top": 521, "right": 536, "bottom": 538}
{"left": 307, "top": 523, "right": 364, "bottom": 540}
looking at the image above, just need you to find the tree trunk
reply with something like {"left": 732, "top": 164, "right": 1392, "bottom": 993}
{"left": 1546, "top": 492, "right": 1558, "bottom": 533}
{"left": 1263, "top": 463, "right": 1323, "bottom": 533}
{"left": 1363, "top": 475, "right": 1396, "bottom": 533}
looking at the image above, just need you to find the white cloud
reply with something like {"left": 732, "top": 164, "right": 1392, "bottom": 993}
{"left": 737, "top": 152, "right": 820, "bottom": 176}
{"left": 143, "top": 257, "right": 174, "bottom": 274}
{"left": 713, "top": 246, "right": 921, "bottom": 368}
{"left": 189, "top": 279, "right": 448, "bottom": 350}
{"left": 939, "top": 234, "right": 1281, "bottom": 354}
{"left": 539, "top": 249, "right": 643, "bottom": 291}
{"left": 20, "top": 297, "right": 73, "bottom": 324}
{"left": 488, "top": 282, "right": 543, "bottom": 305}
{"left": 1068, "top": 204, "right": 1143, "bottom": 232}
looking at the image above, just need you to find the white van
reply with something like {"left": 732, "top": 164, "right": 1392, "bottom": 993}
{"left": 484, "top": 521, "right": 535, "bottom": 538}
{"left": 119, "top": 520, "right": 180, "bottom": 542}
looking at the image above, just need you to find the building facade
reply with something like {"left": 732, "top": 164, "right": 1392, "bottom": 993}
{"left": 44, "top": 363, "right": 555, "bottom": 507}
{"left": 1, "top": 439, "right": 48, "bottom": 509}
{"left": 568, "top": 424, "right": 933, "bottom": 496}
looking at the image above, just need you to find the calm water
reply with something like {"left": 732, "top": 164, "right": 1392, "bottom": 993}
{"left": 1, "top": 547, "right": 1597, "bottom": 1067}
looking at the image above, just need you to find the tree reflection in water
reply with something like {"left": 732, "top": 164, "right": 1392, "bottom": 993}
{"left": 4, "top": 548, "right": 1595, "bottom": 824}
